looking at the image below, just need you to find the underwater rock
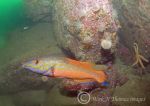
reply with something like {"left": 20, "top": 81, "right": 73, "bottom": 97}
{"left": 12, "top": 90, "right": 46, "bottom": 106}
{"left": 87, "top": 65, "right": 128, "bottom": 106}
{"left": 88, "top": 89, "right": 112, "bottom": 106}
{"left": 105, "top": 65, "right": 128, "bottom": 88}
{"left": 112, "top": 0, "right": 150, "bottom": 69}
{"left": 58, "top": 64, "right": 128, "bottom": 106}
{"left": 54, "top": 0, "right": 120, "bottom": 63}
{"left": 24, "top": 0, "right": 54, "bottom": 22}
{"left": 117, "top": 43, "right": 133, "bottom": 65}
{"left": 0, "top": 66, "right": 58, "bottom": 94}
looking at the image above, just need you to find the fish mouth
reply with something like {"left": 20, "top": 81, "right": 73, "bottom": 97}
{"left": 22, "top": 64, "right": 27, "bottom": 69}
{"left": 22, "top": 63, "right": 30, "bottom": 69}
{"left": 22, "top": 64, "right": 26, "bottom": 68}
{"left": 22, "top": 61, "right": 33, "bottom": 68}
{"left": 22, "top": 63, "right": 33, "bottom": 71}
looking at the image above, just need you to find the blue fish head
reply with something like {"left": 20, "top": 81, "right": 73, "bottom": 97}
{"left": 22, "top": 58, "right": 54, "bottom": 76}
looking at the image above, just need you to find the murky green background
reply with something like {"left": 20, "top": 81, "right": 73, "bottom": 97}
{"left": 0, "top": 1, "right": 149, "bottom": 106}
{"left": 0, "top": 0, "right": 24, "bottom": 48}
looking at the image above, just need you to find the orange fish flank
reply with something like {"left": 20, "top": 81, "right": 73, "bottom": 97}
{"left": 52, "top": 58, "right": 107, "bottom": 83}
{"left": 23, "top": 57, "right": 107, "bottom": 84}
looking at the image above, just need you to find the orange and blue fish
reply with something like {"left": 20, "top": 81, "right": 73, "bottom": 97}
{"left": 22, "top": 56, "right": 109, "bottom": 90}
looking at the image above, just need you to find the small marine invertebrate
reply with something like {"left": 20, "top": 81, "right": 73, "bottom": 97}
{"left": 41, "top": 76, "right": 48, "bottom": 82}
{"left": 101, "top": 39, "right": 112, "bottom": 50}
{"left": 75, "top": 21, "right": 84, "bottom": 30}
{"left": 66, "top": 21, "right": 83, "bottom": 37}
{"left": 82, "top": 35, "right": 92, "bottom": 44}
{"left": 82, "top": 42, "right": 92, "bottom": 50}
{"left": 132, "top": 43, "right": 149, "bottom": 69}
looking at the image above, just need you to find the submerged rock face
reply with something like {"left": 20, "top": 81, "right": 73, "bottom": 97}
{"left": 24, "top": 0, "right": 150, "bottom": 66}
{"left": 112, "top": 0, "right": 150, "bottom": 68}
{"left": 24, "top": 0, "right": 54, "bottom": 22}
{"left": 54, "top": 0, "right": 120, "bottom": 63}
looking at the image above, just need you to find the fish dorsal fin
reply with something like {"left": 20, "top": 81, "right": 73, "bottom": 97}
{"left": 66, "top": 58, "right": 94, "bottom": 70}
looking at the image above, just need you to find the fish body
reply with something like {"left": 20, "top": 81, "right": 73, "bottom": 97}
{"left": 22, "top": 57, "right": 107, "bottom": 83}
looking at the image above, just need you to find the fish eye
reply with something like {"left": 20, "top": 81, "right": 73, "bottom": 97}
{"left": 35, "top": 59, "right": 39, "bottom": 65}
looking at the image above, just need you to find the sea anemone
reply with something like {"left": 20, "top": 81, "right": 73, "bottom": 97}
{"left": 101, "top": 39, "right": 112, "bottom": 50}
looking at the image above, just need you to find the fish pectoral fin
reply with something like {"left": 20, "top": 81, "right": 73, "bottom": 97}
{"left": 43, "top": 66, "right": 55, "bottom": 76}
{"left": 93, "top": 65, "right": 108, "bottom": 71}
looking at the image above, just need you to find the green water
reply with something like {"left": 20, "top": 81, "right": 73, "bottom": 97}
{"left": 0, "top": 0, "right": 24, "bottom": 48}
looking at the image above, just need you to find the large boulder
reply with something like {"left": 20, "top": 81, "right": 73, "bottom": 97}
{"left": 53, "top": 0, "right": 120, "bottom": 63}
{"left": 24, "top": 0, "right": 54, "bottom": 22}
{"left": 113, "top": 0, "right": 150, "bottom": 69}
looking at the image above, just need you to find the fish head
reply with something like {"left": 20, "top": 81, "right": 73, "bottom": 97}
{"left": 22, "top": 57, "right": 56, "bottom": 75}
